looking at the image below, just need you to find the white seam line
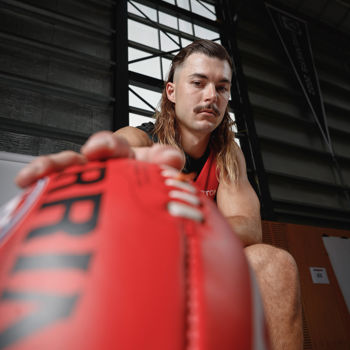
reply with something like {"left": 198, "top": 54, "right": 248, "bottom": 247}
{"left": 169, "top": 190, "right": 201, "bottom": 206}
{"left": 165, "top": 178, "right": 197, "bottom": 193}
{"left": 167, "top": 202, "right": 203, "bottom": 222}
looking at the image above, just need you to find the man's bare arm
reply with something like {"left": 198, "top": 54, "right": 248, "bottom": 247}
{"left": 115, "top": 127, "right": 185, "bottom": 168}
{"left": 114, "top": 126, "right": 153, "bottom": 147}
{"left": 16, "top": 128, "right": 184, "bottom": 188}
{"left": 216, "top": 144, "right": 262, "bottom": 247}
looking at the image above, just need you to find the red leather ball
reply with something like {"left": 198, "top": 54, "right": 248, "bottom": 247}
{"left": 0, "top": 159, "right": 269, "bottom": 350}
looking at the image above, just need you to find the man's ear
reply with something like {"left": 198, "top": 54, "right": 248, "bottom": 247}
{"left": 166, "top": 82, "right": 176, "bottom": 103}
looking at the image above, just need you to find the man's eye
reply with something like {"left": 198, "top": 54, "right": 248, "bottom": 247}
{"left": 192, "top": 81, "right": 202, "bottom": 86}
{"left": 217, "top": 86, "right": 228, "bottom": 92}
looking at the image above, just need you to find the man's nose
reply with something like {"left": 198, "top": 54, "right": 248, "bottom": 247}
{"left": 204, "top": 83, "right": 217, "bottom": 103}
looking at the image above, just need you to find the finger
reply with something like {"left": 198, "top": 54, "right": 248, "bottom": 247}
{"left": 15, "top": 151, "right": 87, "bottom": 188}
{"left": 135, "top": 145, "right": 185, "bottom": 170}
{"left": 81, "top": 131, "right": 134, "bottom": 161}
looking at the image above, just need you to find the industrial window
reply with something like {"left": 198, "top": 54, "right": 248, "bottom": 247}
{"left": 127, "top": 0, "right": 222, "bottom": 127}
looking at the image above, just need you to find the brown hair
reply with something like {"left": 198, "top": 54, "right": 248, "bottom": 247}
{"left": 153, "top": 39, "right": 239, "bottom": 182}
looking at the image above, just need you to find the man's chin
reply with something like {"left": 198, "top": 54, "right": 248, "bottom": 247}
{"left": 193, "top": 120, "right": 219, "bottom": 133}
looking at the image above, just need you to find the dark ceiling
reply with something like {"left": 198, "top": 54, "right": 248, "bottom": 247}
{"left": 271, "top": 0, "right": 350, "bottom": 37}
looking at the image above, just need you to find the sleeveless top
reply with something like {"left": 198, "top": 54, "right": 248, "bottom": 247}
{"left": 137, "top": 122, "right": 219, "bottom": 200}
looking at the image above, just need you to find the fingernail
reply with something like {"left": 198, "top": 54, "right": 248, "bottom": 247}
{"left": 21, "top": 163, "right": 42, "bottom": 176}
{"left": 15, "top": 164, "right": 42, "bottom": 188}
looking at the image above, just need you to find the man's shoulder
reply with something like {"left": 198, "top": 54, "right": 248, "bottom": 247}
{"left": 136, "top": 122, "right": 155, "bottom": 133}
{"left": 136, "top": 122, "right": 158, "bottom": 142}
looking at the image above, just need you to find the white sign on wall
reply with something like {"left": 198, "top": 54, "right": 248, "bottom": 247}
{"left": 310, "top": 267, "right": 330, "bottom": 284}
{"left": 322, "top": 236, "right": 350, "bottom": 313}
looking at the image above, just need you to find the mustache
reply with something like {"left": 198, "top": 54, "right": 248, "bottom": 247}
{"left": 193, "top": 104, "right": 220, "bottom": 116}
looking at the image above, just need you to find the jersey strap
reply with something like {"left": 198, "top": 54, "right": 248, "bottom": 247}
{"left": 194, "top": 150, "right": 219, "bottom": 200}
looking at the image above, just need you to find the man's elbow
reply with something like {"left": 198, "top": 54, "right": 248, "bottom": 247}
{"left": 243, "top": 227, "right": 262, "bottom": 247}
{"left": 225, "top": 215, "right": 262, "bottom": 247}
{"left": 255, "top": 218, "right": 263, "bottom": 244}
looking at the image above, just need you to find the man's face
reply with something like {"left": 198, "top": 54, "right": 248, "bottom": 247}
{"left": 166, "top": 53, "right": 232, "bottom": 137}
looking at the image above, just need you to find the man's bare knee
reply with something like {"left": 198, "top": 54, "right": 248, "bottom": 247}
{"left": 245, "top": 244, "right": 303, "bottom": 350}
{"left": 245, "top": 244, "right": 300, "bottom": 312}
{"left": 245, "top": 244, "right": 299, "bottom": 285}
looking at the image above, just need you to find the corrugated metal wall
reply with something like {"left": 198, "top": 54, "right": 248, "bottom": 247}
{"left": 0, "top": 0, "right": 115, "bottom": 155}
{"left": 232, "top": 0, "right": 350, "bottom": 228}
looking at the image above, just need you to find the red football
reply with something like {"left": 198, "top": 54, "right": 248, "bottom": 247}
{"left": 0, "top": 158, "right": 268, "bottom": 350}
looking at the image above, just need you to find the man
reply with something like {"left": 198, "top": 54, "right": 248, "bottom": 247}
{"left": 16, "top": 40, "right": 302, "bottom": 349}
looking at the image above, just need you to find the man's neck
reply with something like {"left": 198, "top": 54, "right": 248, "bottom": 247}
{"left": 180, "top": 129, "right": 210, "bottom": 159}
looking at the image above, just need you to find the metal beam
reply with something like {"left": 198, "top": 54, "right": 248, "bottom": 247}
{"left": 268, "top": 170, "right": 350, "bottom": 192}
{"left": 0, "top": 0, "right": 114, "bottom": 38}
{"left": 71, "top": 0, "right": 115, "bottom": 10}
{"left": 259, "top": 135, "right": 350, "bottom": 164}
{"left": 273, "top": 199, "right": 350, "bottom": 230}
{"left": 114, "top": 0, "right": 129, "bottom": 130}
{"left": 129, "top": 71, "right": 163, "bottom": 93}
{"left": 127, "top": 13, "right": 215, "bottom": 43}
{"left": 216, "top": 0, "right": 275, "bottom": 220}
{"left": 0, "top": 32, "right": 114, "bottom": 71}
{"left": 0, "top": 117, "right": 88, "bottom": 144}
{"left": 129, "top": 106, "right": 155, "bottom": 118}
{"left": 132, "top": 0, "right": 219, "bottom": 31}
{"left": 0, "top": 71, "right": 114, "bottom": 105}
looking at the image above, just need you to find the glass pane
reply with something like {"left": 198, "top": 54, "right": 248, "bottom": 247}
{"left": 129, "top": 56, "right": 161, "bottom": 80}
{"left": 129, "top": 85, "right": 162, "bottom": 112}
{"left": 229, "top": 111, "right": 239, "bottom": 145}
{"left": 129, "top": 113, "right": 155, "bottom": 127}
{"left": 193, "top": 24, "right": 218, "bottom": 40}
{"left": 179, "top": 19, "right": 193, "bottom": 35}
{"left": 204, "top": 2, "right": 216, "bottom": 13}
{"left": 176, "top": 0, "right": 190, "bottom": 11}
{"left": 190, "top": 0, "right": 216, "bottom": 20}
{"left": 128, "top": 20, "right": 159, "bottom": 49}
{"left": 128, "top": 47, "right": 150, "bottom": 61}
{"left": 201, "top": 1, "right": 216, "bottom": 17}
{"left": 160, "top": 31, "right": 180, "bottom": 51}
{"left": 181, "top": 38, "right": 193, "bottom": 47}
{"left": 162, "top": 0, "right": 175, "bottom": 4}
{"left": 159, "top": 11, "right": 178, "bottom": 29}
{"left": 162, "top": 57, "right": 172, "bottom": 80}
{"left": 127, "top": 2, "right": 157, "bottom": 22}
{"left": 229, "top": 111, "right": 236, "bottom": 125}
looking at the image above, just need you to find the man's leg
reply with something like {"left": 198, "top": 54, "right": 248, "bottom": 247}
{"left": 245, "top": 244, "right": 303, "bottom": 350}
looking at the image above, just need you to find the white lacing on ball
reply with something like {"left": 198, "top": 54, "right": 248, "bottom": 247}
{"left": 169, "top": 190, "right": 200, "bottom": 206}
{"left": 161, "top": 170, "right": 203, "bottom": 348}
{"left": 163, "top": 176, "right": 203, "bottom": 222}
{"left": 167, "top": 202, "right": 203, "bottom": 222}
{"left": 164, "top": 178, "right": 197, "bottom": 193}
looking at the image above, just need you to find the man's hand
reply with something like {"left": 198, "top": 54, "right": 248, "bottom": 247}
{"left": 15, "top": 131, "right": 185, "bottom": 188}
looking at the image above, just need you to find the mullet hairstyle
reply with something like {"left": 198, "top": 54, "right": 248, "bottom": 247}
{"left": 154, "top": 39, "right": 239, "bottom": 183}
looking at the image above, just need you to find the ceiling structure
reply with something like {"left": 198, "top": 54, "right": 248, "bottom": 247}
{"left": 226, "top": 0, "right": 350, "bottom": 228}
{"left": 270, "top": 0, "right": 350, "bottom": 37}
